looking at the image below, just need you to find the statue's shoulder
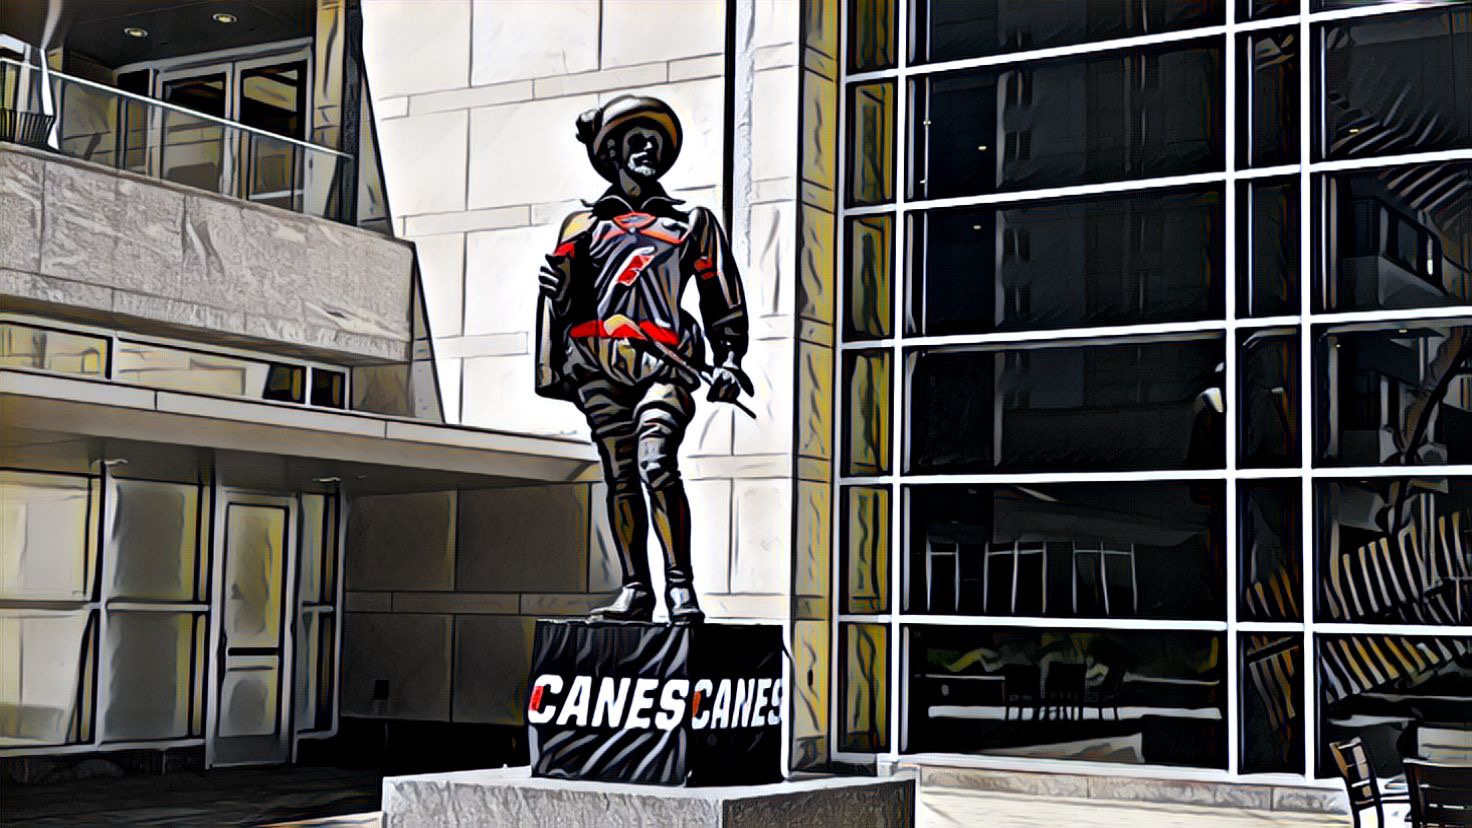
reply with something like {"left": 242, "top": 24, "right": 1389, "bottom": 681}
{"left": 558, "top": 210, "right": 597, "bottom": 242}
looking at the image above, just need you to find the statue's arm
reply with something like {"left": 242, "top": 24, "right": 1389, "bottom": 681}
{"left": 690, "top": 207, "right": 749, "bottom": 370}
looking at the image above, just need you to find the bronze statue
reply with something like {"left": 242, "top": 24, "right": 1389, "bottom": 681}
{"left": 535, "top": 95, "right": 752, "bottom": 624}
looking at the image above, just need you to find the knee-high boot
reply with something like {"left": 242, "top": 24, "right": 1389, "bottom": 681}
{"left": 648, "top": 482, "right": 704, "bottom": 624}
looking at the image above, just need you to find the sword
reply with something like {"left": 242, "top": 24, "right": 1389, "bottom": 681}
{"left": 603, "top": 313, "right": 757, "bottom": 419}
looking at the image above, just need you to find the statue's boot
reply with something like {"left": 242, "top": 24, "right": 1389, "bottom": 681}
{"left": 591, "top": 489, "right": 655, "bottom": 622}
{"left": 650, "top": 484, "right": 704, "bottom": 624}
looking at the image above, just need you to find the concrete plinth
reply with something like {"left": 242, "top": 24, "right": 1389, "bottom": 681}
{"left": 382, "top": 766, "right": 917, "bottom": 827}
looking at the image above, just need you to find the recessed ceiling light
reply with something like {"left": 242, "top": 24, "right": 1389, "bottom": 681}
{"left": 212, "top": 12, "right": 238, "bottom": 24}
{"left": 124, "top": 26, "right": 148, "bottom": 38}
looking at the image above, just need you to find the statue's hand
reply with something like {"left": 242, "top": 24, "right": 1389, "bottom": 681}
{"left": 707, "top": 360, "right": 753, "bottom": 403}
{"left": 539, "top": 255, "right": 570, "bottom": 303}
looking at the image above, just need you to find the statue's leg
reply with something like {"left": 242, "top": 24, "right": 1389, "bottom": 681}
{"left": 636, "top": 382, "right": 702, "bottom": 624}
{"left": 580, "top": 378, "right": 654, "bottom": 622}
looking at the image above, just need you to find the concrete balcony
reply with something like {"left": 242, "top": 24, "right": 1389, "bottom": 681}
{"left": 1, "top": 142, "right": 415, "bottom": 365}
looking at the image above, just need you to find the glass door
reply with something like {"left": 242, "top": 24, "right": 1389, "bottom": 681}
{"left": 237, "top": 58, "right": 307, "bottom": 210}
{"left": 208, "top": 492, "right": 296, "bottom": 767}
{"left": 155, "top": 70, "right": 229, "bottom": 194}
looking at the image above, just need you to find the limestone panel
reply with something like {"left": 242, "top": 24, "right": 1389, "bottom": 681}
{"left": 361, "top": 0, "right": 471, "bottom": 98}
{"left": 747, "top": 202, "right": 794, "bottom": 319}
{"left": 796, "top": 341, "right": 833, "bottom": 461}
{"left": 463, "top": 224, "right": 548, "bottom": 338}
{"left": 413, "top": 233, "right": 466, "bottom": 339}
{"left": 791, "top": 618, "right": 829, "bottom": 744}
{"left": 345, "top": 491, "right": 456, "bottom": 592}
{"left": 755, "top": 0, "right": 802, "bottom": 47}
{"left": 467, "top": 95, "right": 605, "bottom": 210}
{"left": 40, "top": 157, "right": 184, "bottom": 294}
{"left": 793, "top": 479, "right": 831, "bottom": 609}
{"left": 797, "top": 203, "right": 835, "bottom": 324}
{"left": 686, "top": 478, "right": 733, "bottom": 596}
{"left": 435, "top": 356, "right": 463, "bottom": 424}
{"left": 470, "top": 0, "right": 599, "bottom": 86}
{"left": 459, "top": 353, "right": 590, "bottom": 438}
{"left": 376, "top": 110, "right": 470, "bottom": 216}
{"left": 601, "top": 0, "right": 724, "bottom": 69}
{"left": 340, "top": 612, "right": 452, "bottom": 720}
{"left": 0, "top": 149, "right": 43, "bottom": 275}
{"left": 457, "top": 485, "right": 589, "bottom": 593}
{"left": 753, "top": 68, "right": 799, "bottom": 183}
{"left": 799, "top": 69, "right": 838, "bottom": 208}
{"left": 731, "top": 478, "right": 790, "bottom": 595}
{"left": 452, "top": 615, "right": 536, "bottom": 725}
{"left": 734, "top": 337, "right": 794, "bottom": 456}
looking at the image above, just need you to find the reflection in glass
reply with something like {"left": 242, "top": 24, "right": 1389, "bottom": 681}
{"left": 102, "top": 610, "right": 206, "bottom": 742}
{"left": 311, "top": 368, "right": 348, "bottom": 409}
{"left": 219, "top": 655, "right": 281, "bottom": 738}
{"left": 907, "top": 185, "right": 1224, "bottom": 336}
{"left": 1317, "top": 633, "right": 1472, "bottom": 777}
{"left": 109, "top": 480, "right": 201, "bottom": 603}
{"left": 907, "top": 334, "right": 1225, "bottom": 474}
{"left": 224, "top": 504, "right": 287, "bottom": 649}
{"left": 840, "top": 623, "right": 888, "bottom": 752}
{"left": 848, "top": 0, "right": 895, "bottom": 72}
{"left": 1316, "top": 478, "right": 1472, "bottom": 626}
{"left": 1238, "top": 0, "right": 1297, "bottom": 20}
{"left": 846, "top": 215, "right": 894, "bottom": 340}
{"left": 1241, "top": 634, "right": 1304, "bottom": 775}
{"left": 1238, "top": 28, "right": 1298, "bottom": 168}
{"left": 0, "top": 610, "right": 97, "bottom": 747}
{"left": 907, "top": 482, "right": 1225, "bottom": 619}
{"left": 241, "top": 62, "right": 306, "bottom": 210}
{"left": 1322, "top": 8, "right": 1472, "bottom": 160}
{"left": 843, "top": 350, "right": 891, "bottom": 476}
{"left": 295, "top": 611, "right": 336, "bottom": 733}
{"left": 0, "top": 322, "right": 109, "bottom": 377}
{"left": 1315, "top": 321, "right": 1472, "bottom": 466}
{"left": 160, "top": 74, "right": 227, "bottom": 193}
{"left": 0, "top": 471, "right": 97, "bottom": 601}
{"left": 298, "top": 494, "right": 337, "bottom": 605}
{"left": 912, "top": 40, "right": 1222, "bottom": 200}
{"left": 847, "top": 81, "right": 895, "bottom": 206}
{"left": 1238, "top": 328, "right": 1300, "bottom": 468}
{"left": 1318, "top": 162, "right": 1472, "bottom": 313}
{"left": 912, "top": 0, "right": 1223, "bottom": 64}
{"left": 1237, "top": 176, "right": 1300, "bottom": 317}
{"left": 1239, "top": 479, "right": 1302, "bottom": 623}
{"left": 843, "top": 486, "right": 890, "bottom": 614}
{"left": 908, "top": 625, "right": 1227, "bottom": 768}
{"left": 114, "top": 340, "right": 305, "bottom": 403}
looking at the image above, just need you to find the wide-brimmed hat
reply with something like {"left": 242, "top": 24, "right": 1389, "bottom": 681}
{"left": 575, "top": 95, "right": 682, "bottom": 182}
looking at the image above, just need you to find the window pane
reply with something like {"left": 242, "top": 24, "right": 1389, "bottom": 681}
{"left": 908, "top": 625, "right": 1227, "bottom": 769}
{"left": 295, "top": 610, "right": 336, "bottom": 733}
{"left": 912, "top": 39, "right": 1223, "bottom": 200}
{"left": 848, "top": 0, "right": 895, "bottom": 72}
{"left": 109, "top": 479, "right": 201, "bottom": 603}
{"left": 1316, "top": 477, "right": 1472, "bottom": 625}
{"left": 299, "top": 494, "right": 338, "bottom": 605}
{"left": 1236, "top": 176, "right": 1300, "bottom": 317}
{"left": 1239, "top": 479, "right": 1303, "bottom": 622}
{"left": 907, "top": 482, "right": 1225, "bottom": 619}
{"left": 843, "top": 350, "right": 892, "bottom": 476}
{"left": 847, "top": 81, "right": 896, "bottom": 207}
{"left": 114, "top": 341, "right": 305, "bottom": 403}
{"left": 0, "top": 322, "right": 109, "bottom": 377}
{"left": 1241, "top": 633, "right": 1305, "bottom": 775}
{"left": 846, "top": 215, "right": 894, "bottom": 340}
{"left": 839, "top": 622, "right": 889, "bottom": 752}
{"left": 1315, "top": 320, "right": 1472, "bottom": 466}
{"left": 912, "top": 0, "right": 1223, "bottom": 64}
{"left": 908, "top": 185, "right": 1224, "bottom": 336}
{"left": 1318, "top": 162, "right": 1472, "bottom": 313}
{"left": 1321, "top": 8, "right": 1472, "bottom": 160}
{"left": 311, "top": 368, "right": 347, "bottom": 409}
{"left": 0, "top": 610, "right": 97, "bottom": 747}
{"left": 0, "top": 471, "right": 97, "bottom": 601}
{"left": 843, "top": 486, "right": 891, "bottom": 614}
{"left": 906, "top": 334, "right": 1225, "bottom": 474}
{"left": 1317, "top": 633, "right": 1472, "bottom": 777}
{"left": 102, "top": 610, "right": 207, "bottom": 742}
{"left": 224, "top": 504, "right": 287, "bottom": 648}
{"left": 1238, "top": 28, "right": 1299, "bottom": 168}
{"left": 1238, "top": 327, "right": 1300, "bottom": 468}
{"left": 1238, "top": 0, "right": 1297, "bottom": 21}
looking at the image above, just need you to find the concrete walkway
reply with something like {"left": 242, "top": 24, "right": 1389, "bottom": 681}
{"left": 922, "top": 788, "right": 1367, "bottom": 828}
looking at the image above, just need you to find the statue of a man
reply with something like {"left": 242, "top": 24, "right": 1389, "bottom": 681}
{"left": 535, "top": 95, "right": 752, "bottom": 624}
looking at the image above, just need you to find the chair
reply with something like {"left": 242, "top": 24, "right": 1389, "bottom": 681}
{"left": 1000, "top": 663, "right": 1039, "bottom": 722}
{"left": 1084, "top": 665, "right": 1126, "bottom": 721}
{"left": 1039, "top": 662, "right": 1086, "bottom": 721}
{"left": 1404, "top": 759, "right": 1472, "bottom": 827}
{"left": 1329, "top": 738, "right": 1410, "bottom": 828}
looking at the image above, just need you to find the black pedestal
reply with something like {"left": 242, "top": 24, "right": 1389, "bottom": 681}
{"left": 527, "top": 619, "right": 784, "bottom": 787}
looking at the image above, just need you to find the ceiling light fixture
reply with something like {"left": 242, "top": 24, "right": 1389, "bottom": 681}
{"left": 124, "top": 26, "right": 148, "bottom": 38}
{"left": 212, "top": 12, "right": 238, "bottom": 24}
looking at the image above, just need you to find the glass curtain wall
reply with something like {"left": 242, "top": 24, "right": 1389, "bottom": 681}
{"left": 835, "top": 0, "right": 1472, "bottom": 780}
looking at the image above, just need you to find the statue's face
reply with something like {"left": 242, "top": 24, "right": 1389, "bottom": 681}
{"left": 619, "top": 126, "right": 664, "bottom": 181}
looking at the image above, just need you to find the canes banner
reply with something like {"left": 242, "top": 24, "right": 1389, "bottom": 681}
{"left": 527, "top": 620, "right": 784, "bottom": 786}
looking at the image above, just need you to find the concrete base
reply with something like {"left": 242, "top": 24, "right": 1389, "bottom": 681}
{"left": 382, "top": 766, "right": 917, "bottom": 827}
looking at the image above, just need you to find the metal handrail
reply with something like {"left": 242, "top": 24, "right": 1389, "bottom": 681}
{"left": 0, "top": 56, "right": 350, "bottom": 158}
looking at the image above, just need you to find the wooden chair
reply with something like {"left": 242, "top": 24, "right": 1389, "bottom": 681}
{"left": 1329, "top": 737, "right": 1409, "bottom": 828}
{"left": 1404, "top": 758, "right": 1472, "bottom": 827}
